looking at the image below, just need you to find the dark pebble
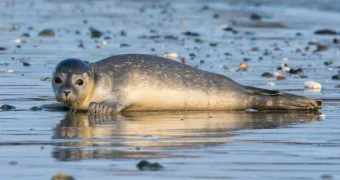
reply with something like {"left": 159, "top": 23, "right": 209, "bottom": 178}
{"left": 30, "top": 106, "right": 43, "bottom": 111}
{"left": 289, "top": 67, "right": 303, "bottom": 74}
{"left": 209, "top": 42, "right": 218, "bottom": 47}
{"left": 89, "top": 27, "right": 102, "bottom": 38}
{"left": 103, "top": 36, "right": 111, "bottom": 40}
{"left": 224, "top": 52, "right": 232, "bottom": 56}
{"left": 136, "top": 160, "right": 164, "bottom": 171}
{"left": 332, "top": 74, "right": 340, "bottom": 80}
{"left": 213, "top": 14, "right": 219, "bottom": 19}
{"left": 200, "top": 60, "right": 205, "bottom": 63}
{"left": 335, "top": 85, "right": 340, "bottom": 88}
{"left": 195, "top": 39, "right": 205, "bottom": 43}
{"left": 120, "top": 43, "right": 130, "bottom": 47}
{"left": 51, "top": 173, "right": 75, "bottom": 180}
{"left": 164, "top": 35, "right": 178, "bottom": 40}
{"left": 250, "top": 13, "right": 261, "bottom": 21}
{"left": 16, "top": 45, "right": 21, "bottom": 48}
{"left": 0, "top": 47, "right": 7, "bottom": 51}
{"left": 324, "top": 61, "right": 333, "bottom": 66}
{"left": 314, "top": 29, "right": 337, "bottom": 35}
{"left": 223, "top": 27, "right": 238, "bottom": 34}
{"left": 315, "top": 44, "right": 329, "bottom": 52}
{"left": 38, "top": 29, "right": 55, "bottom": 37}
{"left": 118, "top": 30, "right": 126, "bottom": 36}
{"left": 21, "top": 33, "right": 30, "bottom": 37}
{"left": 296, "top": 32, "right": 303, "bottom": 36}
{"left": 23, "top": 62, "right": 30, "bottom": 66}
{"left": 334, "top": 38, "right": 339, "bottom": 44}
{"left": 183, "top": 31, "right": 200, "bottom": 37}
{"left": 261, "top": 72, "right": 274, "bottom": 78}
{"left": 1, "top": 104, "right": 16, "bottom": 111}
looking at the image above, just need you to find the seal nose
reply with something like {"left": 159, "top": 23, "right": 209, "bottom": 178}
{"left": 63, "top": 90, "right": 71, "bottom": 97}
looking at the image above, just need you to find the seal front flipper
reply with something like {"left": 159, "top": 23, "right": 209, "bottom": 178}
{"left": 88, "top": 101, "right": 126, "bottom": 115}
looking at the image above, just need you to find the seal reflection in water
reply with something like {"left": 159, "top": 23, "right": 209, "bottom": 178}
{"left": 52, "top": 111, "right": 319, "bottom": 161}
{"left": 51, "top": 54, "right": 323, "bottom": 114}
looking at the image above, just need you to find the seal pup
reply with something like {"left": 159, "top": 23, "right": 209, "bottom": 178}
{"left": 51, "top": 54, "right": 322, "bottom": 114}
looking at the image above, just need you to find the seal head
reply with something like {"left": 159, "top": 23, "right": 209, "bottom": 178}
{"left": 52, "top": 58, "right": 94, "bottom": 111}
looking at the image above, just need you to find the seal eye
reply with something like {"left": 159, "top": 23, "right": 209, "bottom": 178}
{"left": 54, "top": 77, "right": 62, "bottom": 84}
{"left": 76, "top": 79, "right": 84, "bottom": 86}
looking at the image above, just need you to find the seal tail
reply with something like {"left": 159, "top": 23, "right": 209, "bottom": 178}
{"left": 245, "top": 86, "right": 323, "bottom": 111}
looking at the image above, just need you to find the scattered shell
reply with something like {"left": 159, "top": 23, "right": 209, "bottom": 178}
{"left": 238, "top": 63, "right": 248, "bottom": 71}
{"left": 5, "top": 69, "right": 14, "bottom": 73}
{"left": 304, "top": 81, "right": 322, "bottom": 89}
{"left": 102, "top": 40, "right": 107, "bottom": 46}
{"left": 223, "top": 65, "right": 235, "bottom": 72}
{"left": 282, "top": 57, "right": 289, "bottom": 61}
{"left": 163, "top": 53, "right": 178, "bottom": 59}
{"left": 11, "top": 38, "right": 21, "bottom": 44}
{"left": 266, "top": 82, "right": 276, "bottom": 86}
{"left": 318, "top": 114, "right": 326, "bottom": 120}
{"left": 38, "top": 29, "right": 55, "bottom": 36}
{"left": 273, "top": 72, "right": 282, "bottom": 77}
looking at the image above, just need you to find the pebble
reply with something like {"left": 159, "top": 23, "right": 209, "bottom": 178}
{"left": 163, "top": 53, "right": 178, "bottom": 59}
{"left": 315, "top": 44, "right": 329, "bottom": 52}
{"left": 120, "top": 43, "right": 130, "bottom": 47}
{"left": 51, "top": 173, "right": 75, "bottom": 180}
{"left": 30, "top": 106, "right": 43, "bottom": 111}
{"left": 289, "top": 67, "right": 303, "bottom": 74}
{"left": 1, "top": 104, "right": 16, "bottom": 111}
{"left": 320, "top": 174, "right": 333, "bottom": 179}
{"left": 334, "top": 38, "right": 339, "bottom": 44}
{"left": 0, "top": 47, "right": 7, "bottom": 51}
{"left": 21, "top": 33, "right": 30, "bottom": 37}
{"left": 38, "top": 29, "right": 55, "bottom": 36}
{"left": 183, "top": 31, "right": 200, "bottom": 37}
{"left": 23, "top": 62, "right": 31, "bottom": 66}
{"left": 181, "top": 57, "right": 188, "bottom": 63}
{"left": 266, "top": 82, "right": 276, "bottom": 86}
{"left": 117, "top": 30, "right": 126, "bottom": 36}
{"left": 261, "top": 72, "right": 274, "bottom": 78}
{"left": 136, "top": 160, "right": 164, "bottom": 171}
{"left": 89, "top": 27, "right": 102, "bottom": 38}
{"left": 314, "top": 29, "right": 337, "bottom": 35}
{"left": 304, "top": 81, "right": 322, "bottom": 89}
{"left": 276, "top": 75, "right": 286, "bottom": 80}
{"left": 8, "top": 161, "right": 18, "bottom": 166}
{"left": 332, "top": 74, "right": 340, "bottom": 80}
{"left": 250, "top": 13, "right": 262, "bottom": 21}
{"left": 335, "top": 85, "right": 340, "bottom": 88}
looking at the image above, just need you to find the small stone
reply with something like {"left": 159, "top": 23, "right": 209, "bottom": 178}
{"left": 117, "top": 30, "right": 126, "bottom": 36}
{"left": 181, "top": 57, "right": 188, "bottom": 63}
{"left": 40, "top": 146, "right": 44, "bottom": 150}
{"left": 261, "top": 72, "right": 274, "bottom": 78}
{"left": 324, "top": 61, "right": 333, "bottom": 66}
{"left": 23, "top": 62, "right": 31, "bottom": 66}
{"left": 120, "top": 43, "right": 130, "bottom": 47}
{"left": 320, "top": 174, "right": 333, "bottom": 179}
{"left": 335, "top": 85, "right": 340, "bottom": 88}
{"left": 224, "top": 52, "right": 232, "bottom": 56}
{"left": 200, "top": 60, "right": 205, "bottom": 63}
{"left": 315, "top": 44, "right": 329, "bottom": 52}
{"left": 51, "top": 173, "right": 75, "bottom": 180}
{"left": 251, "top": 47, "right": 259, "bottom": 51}
{"left": 195, "top": 39, "right": 205, "bottom": 43}
{"left": 209, "top": 42, "right": 218, "bottom": 47}
{"left": 9, "top": 161, "right": 18, "bottom": 166}
{"left": 183, "top": 31, "right": 199, "bottom": 37}
{"left": 276, "top": 75, "right": 286, "bottom": 80}
{"left": 289, "top": 67, "right": 303, "bottom": 74}
{"left": 136, "top": 160, "right": 164, "bottom": 171}
{"left": 136, "top": 147, "right": 140, "bottom": 150}
{"left": 0, "top": 47, "right": 7, "bottom": 51}
{"left": 30, "top": 106, "right": 43, "bottom": 111}
{"left": 314, "top": 29, "right": 337, "bottom": 35}
{"left": 250, "top": 13, "right": 261, "bottom": 21}
{"left": 89, "top": 27, "right": 102, "bottom": 38}
{"left": 334, "top": 38, "right": 338, "bottom": 44}
{"left": 332, "top": 74, "right": 340, "bottom": 80}
{"left": 213, "top": 14, "right": 219, "bottom": 19}
{"left": 38, "top": 29, "right": 55, "bottom": 36}
{"left": 1, "top": 104, "right": 16, "bottom": 111}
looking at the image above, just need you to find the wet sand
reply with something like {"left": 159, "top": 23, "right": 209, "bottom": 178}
{"left": 0, "top": 0, "right": 340, "bottom": 179}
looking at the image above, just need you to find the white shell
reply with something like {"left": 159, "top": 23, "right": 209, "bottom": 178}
{"left": 304, "top": 81, "right": 322, "bottom": 89}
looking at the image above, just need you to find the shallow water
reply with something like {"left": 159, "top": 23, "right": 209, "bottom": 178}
{"left": 0, "top": 0, "right": 340, "bottom": 179}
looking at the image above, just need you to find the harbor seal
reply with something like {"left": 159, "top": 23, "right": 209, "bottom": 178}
{"left": 51, "top": 54, "right": 322, "bottom": 114}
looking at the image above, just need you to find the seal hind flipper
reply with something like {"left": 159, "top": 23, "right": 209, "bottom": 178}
{"left": 244, "top": 86, "right": 281, "bottom": 96}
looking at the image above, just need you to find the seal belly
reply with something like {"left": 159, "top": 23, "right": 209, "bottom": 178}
{"left": 123, "top": 85, "right": 246, "bottom": 111}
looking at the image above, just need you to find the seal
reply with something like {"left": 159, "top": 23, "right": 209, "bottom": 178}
{"left": 52, "top": 54, "right": 323, "bottom": 114}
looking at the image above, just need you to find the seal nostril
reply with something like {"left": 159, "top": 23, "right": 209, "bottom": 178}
{"left": 63, "top": 91, "right": 71, "bottom": 97}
